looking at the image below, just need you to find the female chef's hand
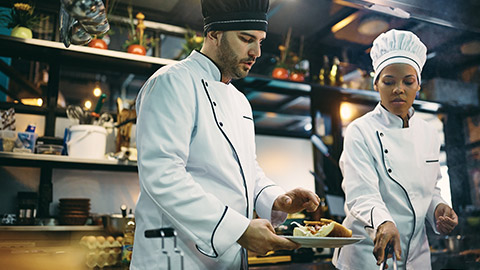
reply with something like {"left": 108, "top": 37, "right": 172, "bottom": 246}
{"left": 435, "top": 203, "right": 458, "bottom": 235}
{"left": 273, "top": 188, "right": 320, "bottom": 213}
{"left": 373, "top": 221, "right": 402, "bottom": 268}
{"left": 237, "top": 219, "right": 300, "bottom": 255}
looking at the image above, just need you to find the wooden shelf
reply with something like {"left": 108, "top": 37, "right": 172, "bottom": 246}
{"left": 0, "top": 225, "right": 103, "bottom": 232}
{"left": 0, "top": 152, "right": 137, "bottom": 172}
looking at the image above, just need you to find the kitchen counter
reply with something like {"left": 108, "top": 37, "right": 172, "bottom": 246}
{"left": 250, "top": 260, "right": 335, "bottom": 270}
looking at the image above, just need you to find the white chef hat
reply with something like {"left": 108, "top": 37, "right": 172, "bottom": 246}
{"left": 370, "top": 29, "right": 427, "bottom": 84}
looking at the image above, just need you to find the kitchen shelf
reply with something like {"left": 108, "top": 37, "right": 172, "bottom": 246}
{"left": 0, "top": 152, "right": 137, "bottom": 172}
{"left": 0, "top": 225, "right": 103, "bottom": 232}
{"left": 235, "top": 74, "right": 312, "bottom": 96}
{"left": 0, "top": 35, "right": 177, "bottom": 74}
{"left": 312, "top": 84, "right": 443, "bottom": 113}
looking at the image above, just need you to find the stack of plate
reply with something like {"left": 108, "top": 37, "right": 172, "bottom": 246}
{"left": 58, "top": 198, "right": 90, "bottom": 225}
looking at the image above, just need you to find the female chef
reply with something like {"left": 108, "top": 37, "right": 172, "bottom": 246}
{"left": 332, "top": 29, "right": 458, "bottom": 270}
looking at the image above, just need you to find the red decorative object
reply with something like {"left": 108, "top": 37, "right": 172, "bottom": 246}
{"left": 88, "top": 38, "right": 108, "bottom": 49}
{"left": 289, "top": 71, "right": 305, "bottom": 82}
{"left": 272, "top": 67, "right": 289, "bottom": 80}
{"left": 127, "top": 44, "right": 146, "bottom": 55}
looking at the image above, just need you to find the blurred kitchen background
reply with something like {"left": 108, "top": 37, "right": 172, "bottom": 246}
{"left": 0, "top": 0, "right": 479, "bottom": 269}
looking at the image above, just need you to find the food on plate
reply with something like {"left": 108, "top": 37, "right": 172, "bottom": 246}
{"left": 292, "top": 218, "right": 352, "bottom": 237}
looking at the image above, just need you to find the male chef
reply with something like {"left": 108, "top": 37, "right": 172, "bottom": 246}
{"left": 131, "top": 0, "right": 320, "bottom": 269}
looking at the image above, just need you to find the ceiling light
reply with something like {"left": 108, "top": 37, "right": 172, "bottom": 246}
{"left": 340, "top": 102, "right": 355, "bottom": 121}
{"left": 304, "top": 122, "right": 312, "bottom": 131}
{"left": 358, "top": 16, "right": 390, "bottom": 36}
{"left": 20, "top": 98, "right": 43, "bottom": 107}
{"left": 84, "top": 100, "right": 92, "bottom": 110}
{"left": 331, "top": 12, "right": 360, "bottom": 33}
{"left": 460, "top": 41, "right": 480, "bottom": 55}
{"left": 93, "top": 86, "right": 102, "bottom": 97}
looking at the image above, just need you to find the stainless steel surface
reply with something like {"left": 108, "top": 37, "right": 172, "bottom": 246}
{"left": 445, "top": 235, "right": 464, "bottom": 253}
{"left": 0, "top": 225, "right": 103, "bottom": 231}
{"left": 160, "top": 229, "right": 171, "bottom": 270}
{"left": 379, "top": 245, "right": 397, "bottom": 270}
{"left": 101, "top": 215, "right": 127, "bottom": 236}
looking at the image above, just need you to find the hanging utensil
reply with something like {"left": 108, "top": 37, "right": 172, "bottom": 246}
{"left": 379, "top": 244, "right": 397, "bottom": 270}
{"left": 60, "top": 0, "right": 110, "bottom": 47}
{"left": 120, "top": 204, "right": 127, "bottom": 218}
{"left": 94, "top": 93, "right": 107, "bottom": 114}
{"left": 160, "top": 229, "right": 171, "bottom": 270}
{"left": 173, "top": 230, "right": 184, "bottom": 270}
{"left": 97, "top": 113, "right": 114, "bottom": 126}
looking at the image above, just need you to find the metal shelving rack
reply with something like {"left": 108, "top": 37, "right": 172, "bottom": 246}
{"left": 0, "top": 35, "right": 164, "bottom": 217}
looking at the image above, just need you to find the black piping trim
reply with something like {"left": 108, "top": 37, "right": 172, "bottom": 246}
{"left": 376, "top": 130, "right": 416, "bottom": 263}
{"left": 254, "top": 184, "right": 276, "bottom": 209}
{"left": 202, "top": 79, "right": 250, "bottom": 217}
{"left": 376, "top": 55, "right": 421, "bottom": 72}
{"left": 195, "top": 50, "right": 222, "bottom": 82}
{"left": 426, "top": 159, "right": 439, "bottom": 163}
{"left": 195, "top": 206, "right": 229, "bottom": 258}
{"left": 243, "top": 115, "right": 253, "bottom": 121}
{"left": 364, "top": 207, "right": 375, "bottom": 231}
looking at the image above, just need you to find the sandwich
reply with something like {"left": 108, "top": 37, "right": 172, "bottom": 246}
{"left": 292, "top": 218, "right": 352, "bottom": 237}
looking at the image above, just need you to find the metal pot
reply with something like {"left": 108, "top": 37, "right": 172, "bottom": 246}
{"left": 445, "top": 235, "right": 463, "bottom": 253}
{"left": 102, "top": 214, "right": 127, "bottom": 236}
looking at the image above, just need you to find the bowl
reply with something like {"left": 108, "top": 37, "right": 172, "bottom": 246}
{"left": 36, "top": 144, "right": 63, "bottom": 155}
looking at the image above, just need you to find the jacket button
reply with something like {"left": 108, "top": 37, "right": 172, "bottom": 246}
{"left": 387, "top": 168, "right": 392, "bottom": 173}
{"left": 380, "top": 132, "right": 384, "bottom": 137}
{"left": 213, "top": 101, "right": 217, "bottom": 106}
{"left": 384, "top": 149, "right": 388, "bottom": 154}
{"left": 219, "top": 122, "right": 223, "bottom": 127}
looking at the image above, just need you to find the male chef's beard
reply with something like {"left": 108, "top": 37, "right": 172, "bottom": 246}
{"left": 217, "top": 34, "right": 253, "bottom": 80}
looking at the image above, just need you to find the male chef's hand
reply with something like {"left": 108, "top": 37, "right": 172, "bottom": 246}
{"left": 273, "top": 188, "right": 320, "bottom": 213}
{"left": 237, "top": 219, "right": 300, "bottom": 255}
{"left": 435, "top": 203, "right": 458, "bottom": 235}
{"left": 373, "top": 221, "right": 402, "bottom": 268}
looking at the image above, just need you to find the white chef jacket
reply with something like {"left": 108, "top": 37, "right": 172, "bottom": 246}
{"left": 131, "top": 50, "right": 287, "bottom": 270}
{"left": 332, "top": 103, "right": 446, "bottom": 270}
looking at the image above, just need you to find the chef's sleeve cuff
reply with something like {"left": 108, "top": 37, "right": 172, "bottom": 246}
{"left": 364, "top": 207, "right": 395, "bottom": 241}
{"left": 254, "top": 185, "right": 285, "bottom": 222}
{"left": 207, "top": 207, "right": 250, "bottom": 257}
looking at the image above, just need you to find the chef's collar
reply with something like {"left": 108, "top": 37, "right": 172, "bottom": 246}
{"left": 376, "top": 102, "right": 415, "bottom": 128}
{"left": 189, "top": 50, "right": 222, "bottom": 82}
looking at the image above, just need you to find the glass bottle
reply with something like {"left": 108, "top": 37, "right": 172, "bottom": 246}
{"left": 121, "top": 209, "right": 135, "bottom": 268}
{"left": 319, "top": 55, "right": 330, "bottom": 85}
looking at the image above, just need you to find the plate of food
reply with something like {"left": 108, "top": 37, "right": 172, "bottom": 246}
{"left": 282, "top": 219, "right": 365, "bottom": 248}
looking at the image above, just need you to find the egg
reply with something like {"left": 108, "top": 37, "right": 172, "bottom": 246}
{"left": 106, "top": 236, "right": 115, "bottom": 244}
{"left": 96, "top": 236, "right": 106, "bottom": 244}
{"left": 86, "top": 236, "right": 96, "bottom": 244}
{"left": 116, "top": 236, "right": 124, "bottom": 243}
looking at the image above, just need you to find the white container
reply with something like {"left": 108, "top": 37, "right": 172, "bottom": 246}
{"left": 67, "top": 125, "right": 107, "bottom": 159}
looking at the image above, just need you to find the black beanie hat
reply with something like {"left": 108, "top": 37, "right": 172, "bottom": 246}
{"left": 202, "top": 0, "right": 269, "bottom": 34}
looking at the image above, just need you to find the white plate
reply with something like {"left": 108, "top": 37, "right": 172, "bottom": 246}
{"left": 283, "top": 235, "right": 365, "bottom": 248}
